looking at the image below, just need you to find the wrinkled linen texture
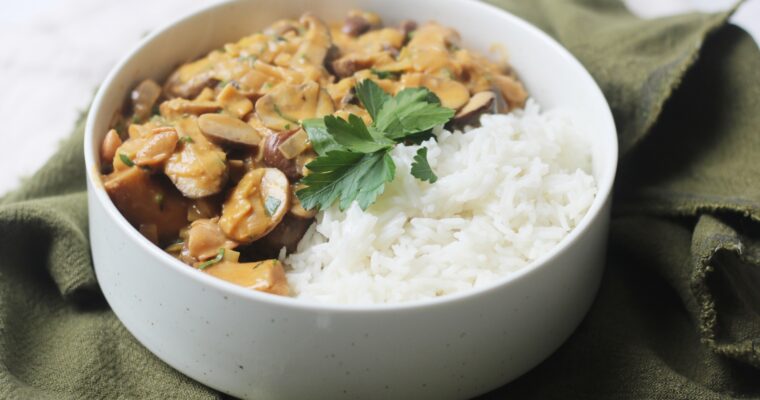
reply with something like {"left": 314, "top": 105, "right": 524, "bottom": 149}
{"left": 0, "top": 0, "right": 758, "bottom": 398}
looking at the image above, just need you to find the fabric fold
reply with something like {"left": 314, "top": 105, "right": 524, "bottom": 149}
{"left": 1, "top": 1, "right": 759, "bottom": 398}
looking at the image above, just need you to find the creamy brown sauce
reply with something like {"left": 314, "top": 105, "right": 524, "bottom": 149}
{"left": 100, "top": 10, "right": 528, "bottom": 296}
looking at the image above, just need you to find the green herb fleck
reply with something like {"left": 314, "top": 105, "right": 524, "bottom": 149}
{"left": 264, "top": 196, "right": 282, "bottom": 216}
{"left": 131, "top": 115, "right": 141, "bottom": 124}
{"left": 410, "top": 147, "right": 437, "bottom": 183}
{"left": 370, "top": 69, "right": 400, "bottom": 80}
{"left": 298, "top": 80, "right": 453, "bottom": 211}
{"left": 262, "top": 82, "right": 273, "bottom": 90}
{"left": 274, "top": 104, "right": 299, "bottom": 124}
{"left": 119, "top": 153, "right": 135, "bottom": 167}
{"left": 179, "top": 136, "right": 194, "bottom": 144}
{"left": 300, "top": 53, "right": 309, "bottom": 61}
{"left": 198, "top": 248, "right": 225, "bottom": 270}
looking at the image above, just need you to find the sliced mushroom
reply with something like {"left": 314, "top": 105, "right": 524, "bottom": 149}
{"left": 452, "top": 91, "right": 496, "bottom": 125}
{"left": 134, "top": 127, "right": 179, "bottom": 167}
{"left": 198, "top": 113, "right": 262, "bottom": 146}
{"left": 112, "top": 137, "right": 145, "bottom": 171}
{"left": 104, "top": 167, "right": 189, "bottom": 244}
{"left": 262, "top": 129, "right": 302, "bottom": 180}
{"left": 100, "top": 129, "right": 123, "bottom": 166}
{"left": 203, "top": 259, "right": 289, "bottom": 296}
{"left": 333, "top": 104, "right": 372, "bottom": 125}
{"left": 277, "top": 128, "right": 310, "bottom": 159}
{"left": 159, "top": 98, "right": 221, "bottom": 118}
{"left": 401, "top": 74, "right": 470, "bottom": 110}
{"left": 187, "top": 218, "right": 238, "bottom": 261}
{"left": 343, "top": 15, "right": 372, "bottom": 37}
{"left": 131, "top": 79, "right": 162, "bottom": 121}
{"left": 331, "top": 52, "right": 394, "bottom": 78}
{"left": 128, "top": 119, "right": 167, "bottom": 139}
{"left": 263, "top": 19, "right": 301, "bottom": 37}
{"left": 255, "top": 82, "right": 334, "bottom": 131}
{"left": 219, "top": 168, "right": 290, "bottom": 244}
{"left": 164, "top": 118, "right": 229, "bottom": 198}
{"left": 400, "top": 23, "right": 461, "bottom": 73}
{"left": 490, "top": 74, "right": 528, "bottom": 110}
{"left": 138, "top": 224, "right": 160, "bottom": 244}
{"left": 163, "top": 58, "right": 217, "bottom": 99}
{"left": 216, "top": 84, "right": 254, "bottom": 119}
{"left": 194, "top": 87, "right": 216, "bottom": 102}
{"left": 187, "top": 196, "right": 221, "bottom": 222}
{"left": 256, "top": 214, "right": 313, "bottom": 256}
{"left": 430, "top": 79, "right": 470, "bottom": 110}
{"left": 290, "top": 184, "right": 317, "bottom": 219}
{"left": 291, "top": 14, "right": 331, "bottom": 67}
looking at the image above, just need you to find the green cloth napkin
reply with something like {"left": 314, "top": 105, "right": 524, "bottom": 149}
{"left": 1, "top": 0, "right": 759, "bottom": 398}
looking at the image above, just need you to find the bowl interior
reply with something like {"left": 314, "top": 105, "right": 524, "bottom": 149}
{"left": 85, "top": 0, "right": 617, "bottom": 309}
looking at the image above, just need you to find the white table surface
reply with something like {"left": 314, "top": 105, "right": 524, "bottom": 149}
{"left": 0, "top": 0, "right": 758, "bottom": 196}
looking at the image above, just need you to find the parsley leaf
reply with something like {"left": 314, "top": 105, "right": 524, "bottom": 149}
{"left": 324, "top": 114, "right": 394, "bottom": 153}
{"left": 297, "top": 150, "right": 395, "bottom": 211}
{"left": 370, "top": 68, "right": 400, "bottom": 80}
{"left": 302, "top": 118, "right": 344, "bottom": 155}
{"left": 374, "top": 88, "right": 454, "bottom": 140}
{"left": 410, "top": 147, "right": 437, "bottom": 183}
{"left": 355, "top": 79, "right": 391, "bottom": 121}
{"left": 298, "top": 80, "right": 453, "bottom": 211}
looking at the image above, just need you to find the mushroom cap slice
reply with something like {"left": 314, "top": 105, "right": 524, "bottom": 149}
{"left": 452, "top": 91, "right": 496, "bottom": 125}
{"left": 256, "top": 213, "right": 313, "bottom": 256}
{"left": 103, "top": 167, "right": 189, "bottom": 244}
{"left": 292, "top": 14, "right": 331, "bottom": 67}
{"left": 198, "top": 113, "right": 262, "bottom": 146}
{"left": 262, "top": 129, "right": 308, "bottom": 181}
{"left": 401, "top": 74, "right": 470, "bottom": 110}
{"left": 131, "top": 79, "right": 162, "bottom": 121}
{"left": 164, "top": 118, "right": 229, "bottom": 199}
{"left": 255, "top": 82, "right": 335, "bottom": 131}
{"left": 134, "top": 127, "right": 179, "bottom": 167}
{"left": 187, "top": 218, "right": 238, "bottom": 261}
{"left": 203, "top": 259, "right": 290, "bottom": 296}
{"left": 490, "top": 74, "right": 528, "bottom": 110}
{"left": 100, "top": 129, "right": 123, "bottom": 166}
{"left": 219, "top": 168, "right": 291, "bottom": 244}
{"left": 163, "top": 57, "right": 217, "bottom": 99}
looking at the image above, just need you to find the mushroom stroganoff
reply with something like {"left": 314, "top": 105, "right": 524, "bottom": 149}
{"left": 99, "top": 10, "right": 533, "bottom": 297}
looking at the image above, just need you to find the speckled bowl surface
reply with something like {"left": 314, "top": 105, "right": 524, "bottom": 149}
{"left": 84, "top": 0, "right": 618, "bottom": 398}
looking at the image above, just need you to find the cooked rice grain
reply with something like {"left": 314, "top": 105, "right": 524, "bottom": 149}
{"left": 285, "top": 100, "right": 597, "bottom": 304}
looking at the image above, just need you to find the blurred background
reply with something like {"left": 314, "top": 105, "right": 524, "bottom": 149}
{"left": 0, "top": 0, "right": 757, "bottom": 196}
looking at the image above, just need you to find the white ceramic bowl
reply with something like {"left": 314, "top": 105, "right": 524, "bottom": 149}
{"left": 85, "top": 0, "right": 618, "bottom": 398}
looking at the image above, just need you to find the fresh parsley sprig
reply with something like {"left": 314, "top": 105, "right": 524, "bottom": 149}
{"left": 298, "top": 80, "right": 453, "bottom": 211}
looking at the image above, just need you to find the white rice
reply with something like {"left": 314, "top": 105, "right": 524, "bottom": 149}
{"left": 284, "top": 100, "right": 597, "bottom": 304}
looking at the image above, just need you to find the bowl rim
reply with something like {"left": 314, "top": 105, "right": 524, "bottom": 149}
{"left": 84, "top": 0, "right": 618, "bottom": 313}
